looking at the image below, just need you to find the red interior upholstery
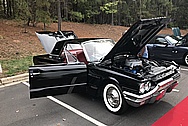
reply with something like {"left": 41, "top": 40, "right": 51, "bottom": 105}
{"left": 76, "top": 50, "right": 88, "bottom": 64}
{"left": 68, "top": 49, "right": 87, "bottom": 64}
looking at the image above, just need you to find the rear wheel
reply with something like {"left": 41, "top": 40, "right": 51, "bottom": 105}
{"left": 103, "top": 83, "right": 128, "bottom": 114}
{"left": 184, "top": 53, "right": 188, "bottom": 65}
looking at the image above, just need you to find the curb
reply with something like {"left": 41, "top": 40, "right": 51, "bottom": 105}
{"left": 0, "top": 73, "right": 29, "bottom": 86}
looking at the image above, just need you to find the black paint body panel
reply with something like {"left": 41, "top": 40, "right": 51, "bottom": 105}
{"left": 29, "top": 63, "right": 87, "bottom": 98}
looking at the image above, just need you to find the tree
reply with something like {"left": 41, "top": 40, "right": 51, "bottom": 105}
{"left": 100, "top": 0, "right": 118, "bottom": 25}
{"left": 1, "top": 0, "right": 188, "bottom": 28}
{"left": 35, "top": 0, "right": 53, "bottom": 30}
{"left": 0, "top": 0, "right": 3, "bottom": 17}
{"left": 57, "top": 0, "right": 61, "bottom": 31}
{"left": 14, "top": 0, "right": 31, "bottom": 32}
{"left": 175, "top": 0, "right": 188, "bottom": 29}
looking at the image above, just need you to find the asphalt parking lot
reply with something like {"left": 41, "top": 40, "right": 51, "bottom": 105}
{"left": 1, "top": 65, "right": 188, "bottom": 126}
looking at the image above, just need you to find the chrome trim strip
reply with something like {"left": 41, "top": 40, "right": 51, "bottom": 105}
{"left": 123, "top": 78, "right": 174, "bottom": 100}
{"left": 158, "top": 78, "right": 173, "bottom": 86}
{"left": 30, "top": 83, "right": 87, "bottom": 92}
{"left": 123, "top": 85, "right": 159, "bottom": 99}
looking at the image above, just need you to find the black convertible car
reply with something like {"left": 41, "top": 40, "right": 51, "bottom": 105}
{"left": 29, "top": 17, "right": 180, "bottom": 114}
{"left": 147, "top": 34, "right": 188, "bottom": 65}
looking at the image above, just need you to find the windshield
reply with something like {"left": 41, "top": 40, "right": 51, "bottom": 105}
{"left": 66, "top": 43, "right": 82, "bottom": 50}
{"left": 64, "top": 48, "right": 78, "bottom": 64}
{"left": 165, "top": 36, "right": 178, "bottom": 44}
{"left": 82, "top": 39, "right": 115, "bottom": 62}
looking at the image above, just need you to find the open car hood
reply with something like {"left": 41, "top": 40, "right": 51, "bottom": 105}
{"left": 102, "top": 17, "right": 170, "bottom": 62}
{"left": 36, "top": 31, "right": 77, "bottom": 53}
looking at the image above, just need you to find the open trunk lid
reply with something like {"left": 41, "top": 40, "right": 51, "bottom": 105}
{"left": 36, "top": 31, "right": 77, "bottom": 53}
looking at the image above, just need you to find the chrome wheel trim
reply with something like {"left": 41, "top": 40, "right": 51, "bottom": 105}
{"left": 106, "top": 87, "right": 120, "bottom": 108}
{"left": 185, "top": 54, "right": 188, "bottom": 65}
{"left": 103, "top": 84, "right": 122, "bottom": 112}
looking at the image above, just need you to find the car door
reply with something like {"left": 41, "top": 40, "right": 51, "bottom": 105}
{"left": 29, "top": 48, "right": 87, "bottom": 98}
{"left": 162, "top": 44, "right": 179, "bottom": 60}
{"left": 148, "top": 37, "right": 173, "bottom": 60}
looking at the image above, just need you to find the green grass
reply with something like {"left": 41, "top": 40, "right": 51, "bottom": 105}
{"left": 0, "top": 56, "right": 33, "bottom": 77}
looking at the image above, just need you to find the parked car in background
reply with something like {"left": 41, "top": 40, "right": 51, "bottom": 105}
{"left": 29, "top": 17, "right": 180, "bottom": 114}
{"left": 147, "top": 34, "right": 188, "bottom": 65}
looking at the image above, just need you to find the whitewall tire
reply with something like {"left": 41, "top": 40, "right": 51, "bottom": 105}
{"left": 103, "top": 83, "right": 128, "bottom": 114}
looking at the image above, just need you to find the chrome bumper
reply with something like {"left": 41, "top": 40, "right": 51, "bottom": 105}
{"left": 122, "top": 76, "right": 179, "bottom": 107}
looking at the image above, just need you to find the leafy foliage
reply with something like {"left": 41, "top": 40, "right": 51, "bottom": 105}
{"left": 14, "top": 0, "right": 31, "bottom": 21}
{"left": 70, "top": 11, "right": 84, "bottom": 22}
{"left": 0, "top": 0, "right": 188, "bottom": 28}
{"left": 100, "top": 1, "right": 118, "bottom": 14}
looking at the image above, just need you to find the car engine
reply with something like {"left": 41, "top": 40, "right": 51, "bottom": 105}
{"left": 112, "top": 55, "right": 177, "bottom": 80}
{"left": 123, "top": 58, "right": 143, "bottom": 74}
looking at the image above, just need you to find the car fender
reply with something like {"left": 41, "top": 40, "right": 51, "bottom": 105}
{"left": 97, "top": 76, "right": 122, "bottom": 96}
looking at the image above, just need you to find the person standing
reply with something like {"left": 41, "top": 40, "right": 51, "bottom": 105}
{"left": 138, "top": 46, "right": 148, "bottom": 59}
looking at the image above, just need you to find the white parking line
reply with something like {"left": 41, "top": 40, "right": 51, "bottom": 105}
{"left": 22, "top": 82, "right": 107, "bottom": 126}
{"left": 47, "top": 96, "right": 107, "bottom": 126}
{"left": 22, "top": 81, "right": 30, "bottom": 87}
{"left": 181, "top": 68, "right": 188, "bottom": 71}
{"left": 172, "top": 89, "right": 179, "bottom": 92}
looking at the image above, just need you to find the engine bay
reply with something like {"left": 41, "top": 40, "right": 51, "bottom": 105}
{"left": 111, "top": 55, "right": 175, "bottom": 79}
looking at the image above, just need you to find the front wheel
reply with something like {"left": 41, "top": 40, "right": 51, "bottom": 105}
{"left": 103, "top": 83, "right": 128, "bottom": 114}
{"left": 184, "top": 53, "right": 188, "bottom": 66}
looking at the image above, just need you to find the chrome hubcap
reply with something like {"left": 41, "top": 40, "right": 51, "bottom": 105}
{"left": 185, "top": 55, "right": 188, "bottom": 65}
{"left": 106, "top": 87, "right": 120, "bottom": 108}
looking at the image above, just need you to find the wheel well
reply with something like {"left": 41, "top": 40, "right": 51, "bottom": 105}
{"left": 98, "top": 79, "right": 121, "bottom": 97}
{"left": 183, "top": 52, "right": 188, "bottom": 65}
{"left": 183, "top": 52, "right": 188, "bottom": 58}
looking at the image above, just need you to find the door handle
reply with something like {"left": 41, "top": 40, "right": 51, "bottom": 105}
{"left": 29, "top": 70, "right": 41, "bottom": 78}
{"left": 32, "top": 72, "right": 40, "bottom": 76}
{"left": 172, "top": 50, "right": 178, "bottom": 53}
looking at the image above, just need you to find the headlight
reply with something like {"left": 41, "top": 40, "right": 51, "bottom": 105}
{"left": 139, "top": 81, "right": 151, "bottom": 93}
{"left": 139, "top": 83, "right": 145, "bottom": 93}
{"left": 145, "top": 81, "right": 151, "bottom": 91}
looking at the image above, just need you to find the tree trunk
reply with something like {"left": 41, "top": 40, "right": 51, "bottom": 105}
{"left": 6, "top": 0, "right": 10, "bottom": 17}
{"left": 64, "top": 0, "right": 68, "bottom": 20}
{"left": 165, "top": 9, "right": 168, "bottom": 28}
{"left": 117, "top": 2, "right": 121, "bottom": 25}
{"left": 24, "top": 20, "right": 27, "bottom": 33}
{"left": 9, "top": 0, "right": 12, "bottom": 17}
{"left": 3, "top": 0, "right": 6, "bottom": 16}
{"left": 31, "top": 1, "right": 37, "bottom": 27}
{"left": 65, "top": 0, "right": 68, "bottom": 19}
{"left": 57, "top": 0, "right": 62, "bottom": 31}
{"left": 6, "top": 0, "right": 12, "bottom": 18}
{"left": 43, "top": 23, "right": 46, "bottom": 30}
{"left": 27, "top": 18, "right": 30, "bottom": 26}
{"left": 12, "top": 0, "right": 15, "bottom": 18}
{"left": 32, "top": 14, "right": 36, "bottom": 27}
{"left": 111, "top": 12, "right": 114, "bottom": 25}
